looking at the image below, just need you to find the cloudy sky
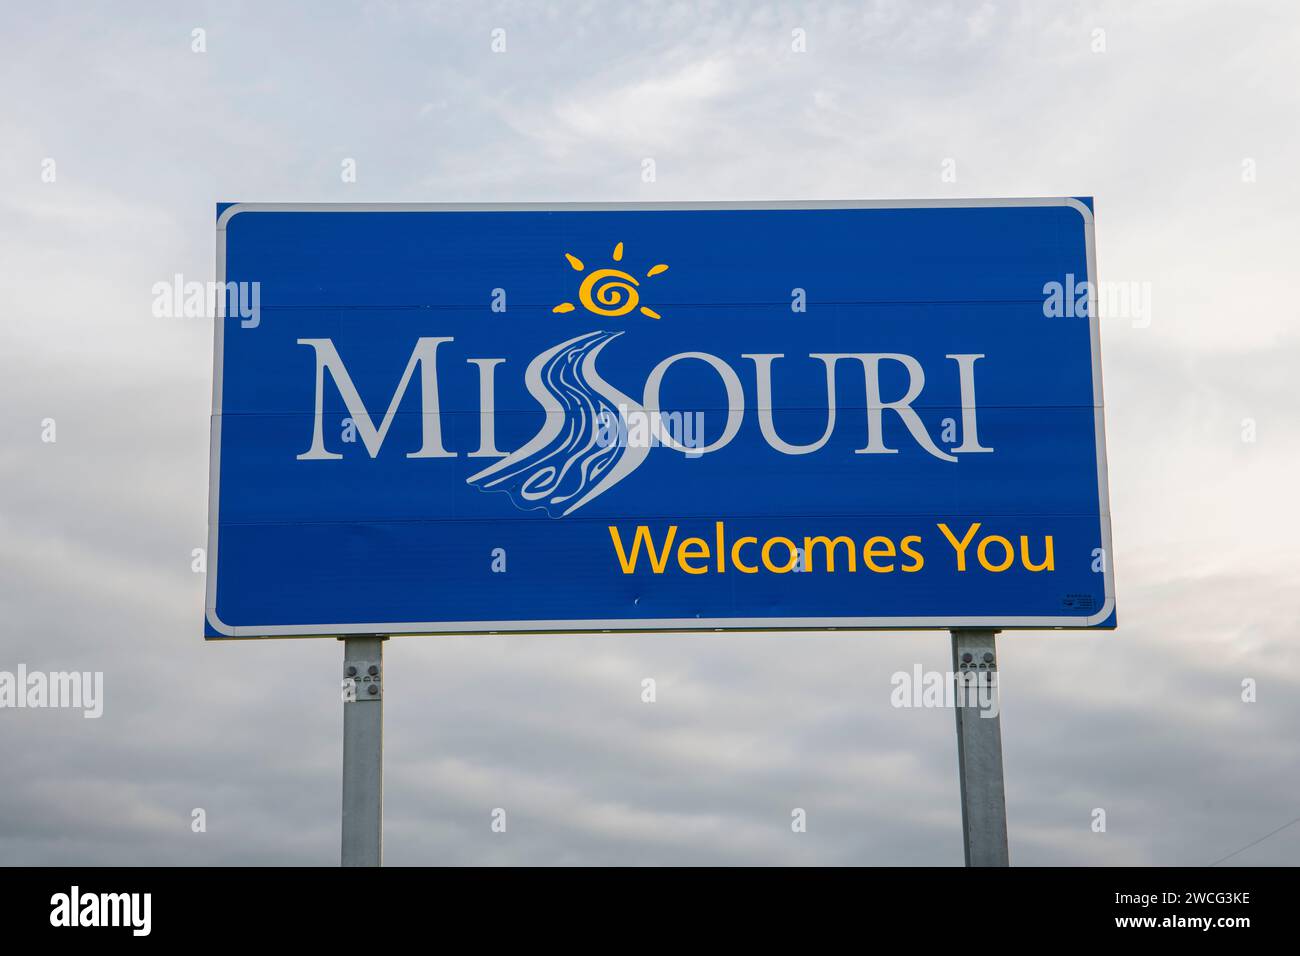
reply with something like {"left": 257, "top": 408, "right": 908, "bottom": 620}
{"left": 1, "top": 0, "right": 1298, "bottom": 866}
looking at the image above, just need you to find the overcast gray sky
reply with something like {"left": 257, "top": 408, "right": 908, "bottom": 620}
{"left": 1, "top": 0, "right": 1298, "bottom": 866}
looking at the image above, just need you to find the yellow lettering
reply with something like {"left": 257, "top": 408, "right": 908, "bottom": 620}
{"left": 733, "top": 535, "right": 759, "bottom": 572}
{"left": 1020, "top": 535, "right": 1054, "bottom": 572}
{"left": 803, "top": 535, "right": 857, "bottom": 573}
{"left": 608, "top": 525, "right": 677, "bottom": 574}
{"left": 977, "top": 534, "right": 1014, "bottom": 572}
{"left": 863, "top": 535, "right": 896, "bottom": 573}
{"left": 677, "top": 537, "right": 711, "bottom": 574}
{"left": 900, "top": 535, "right": 924, "bottom": 572}
{"left": 731, "top": 536, "right": 759, "bottom": 573}
{"left": 938, "top": 522, "right": 981, "bottom": 571}
{"left": 761, "top": 536, "right": 798, "bottom": 573}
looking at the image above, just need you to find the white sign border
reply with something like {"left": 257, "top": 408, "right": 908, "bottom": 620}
{"left": 207, "top": 198, "right": 1115, "bottom": 638}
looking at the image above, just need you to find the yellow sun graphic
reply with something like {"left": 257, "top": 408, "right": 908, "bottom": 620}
{"left": 552, "top": 242, "right": 669, "bottom": 320}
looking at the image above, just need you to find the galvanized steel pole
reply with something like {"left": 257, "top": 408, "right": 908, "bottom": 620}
{"left": 341, "top": 636, "right": 384, "bottom": 866}
{"left": 950, "top": 629, "right": 1009, "bottom": 866}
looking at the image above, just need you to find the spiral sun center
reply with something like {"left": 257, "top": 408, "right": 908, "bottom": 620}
{"left": 553, "top": 243, "right": 668, "bottom": 320}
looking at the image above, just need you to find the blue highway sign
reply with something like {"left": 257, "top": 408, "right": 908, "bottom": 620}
{"left": 206, "top": 200, "right": 1115, "bottom": 637}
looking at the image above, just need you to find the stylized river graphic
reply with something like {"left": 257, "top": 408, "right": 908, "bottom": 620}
{"left": 467, "top": 330, "right": 651, "bottom": 517}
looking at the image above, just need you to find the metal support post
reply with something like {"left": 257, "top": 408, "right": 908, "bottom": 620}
{"left": 950, "top": 629, "right": 1009, "bottom": 867}
{"left": 341, "top": 636, "right": 384, "bottom": 866}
